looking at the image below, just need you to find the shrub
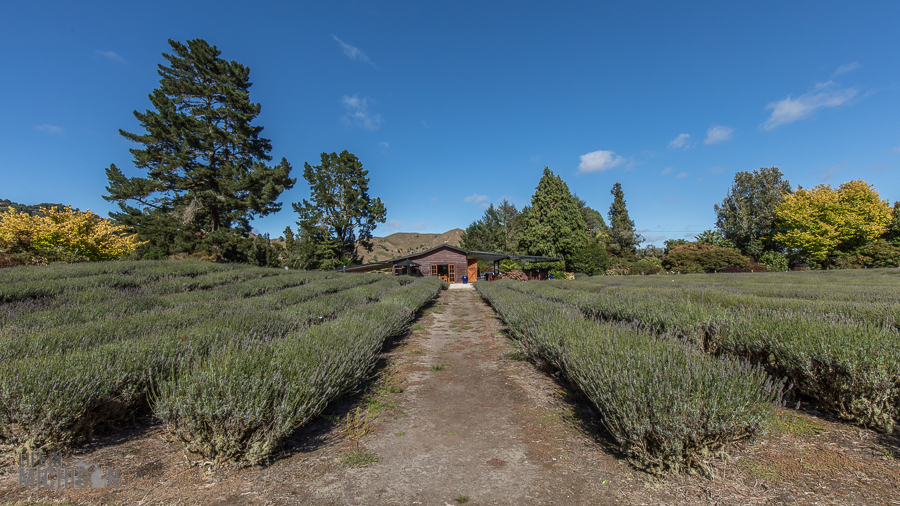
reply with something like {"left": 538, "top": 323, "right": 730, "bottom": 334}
{"left": 568, "top": 240, "right": 608, "bottom": 276}
{"left": 0, "top": 206, "right": 144, "bottom": 263}
{"left": 857, "top": 240, "right": 900, "bottom": 268}
{"left": 757, "top": 250, "right": 789, "bottom": 272}
{"left": 662, "top": 244, "right": 750, "bottom": 273}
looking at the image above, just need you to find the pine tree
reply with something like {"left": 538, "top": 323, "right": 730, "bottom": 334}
{"left": 517, "top": 167, "right": 589, "bottom": 264}
{"left": 104, "top": 38, "right": 295, "bottom": 255}
{"left": 607, "top": 182, "right": 642, "bottom": 257}
{"left": 291, "top": 151, "right": 386, "bottom": 268}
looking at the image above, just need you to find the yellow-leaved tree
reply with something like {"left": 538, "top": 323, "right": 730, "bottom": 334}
{"left": 0, "top": 206, "right": 144, "bottom": 263}
{"left": 773, "top": 180, "right": 892, "bottom": 263}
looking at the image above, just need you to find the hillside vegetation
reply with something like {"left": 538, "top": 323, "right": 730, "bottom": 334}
{"left": 357, "top": 229, "right": 464, "bottom": 263}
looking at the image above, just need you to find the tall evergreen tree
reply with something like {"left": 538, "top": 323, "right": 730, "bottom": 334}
{"left": 517, "top": 168, "right": 589, "bottom": 264}
{"left": 574, "top": 194, "right": 609, "bottom": 237}
{"left": 460, "top": 198, "right": 521, "bottom": 253}
{"left": 460, "top": 204, "right": 503, "bottom": 252}
{"left": 607, "top": 182, "right": 642, "bottom": 257}
{"left": 291, "top": 151, "right": 386, "bottom": 268}
{"left": 104, "top": 39, "right": 295, "bottom": 255}
{"left": 495, "top": 198, "right": 522, "bottom": 253}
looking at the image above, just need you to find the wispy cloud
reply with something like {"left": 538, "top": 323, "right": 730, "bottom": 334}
{"left": 464, "top": 193, "right": 489, "bottom": 205}
{"left": 379, "top": 141, "right": 389, "bottom": 149}
{"left": 832, "top": 62, "right": 860, "bottom": 78}
{"left": 529, "top": 155, "right": 541, "bottom": 164}
{"left": 577, "top": 150, "right": 625, "bottom": 174}
{"left": 94, "top": 50, "right": 126, "bottom": 63}
{"left": 676, "top": 172, "right": 689, "bottom": 179}
{"left": 668, "top": 133, "right": 691, "bottom": 149}
{"left": 412, "top": 222, "right": 428, "bottom": 231}
{"left": 660, "top": 167, "right": 673, "bottom": 176}
{"left": 35, "top": 124, "right": 64, "bottom": 135}
{"left": 332, "top": 35, "right": 374, "bottom": 66}
{"left": 704, "top": 125, "right": 734, "bottom": 145}
{"left": 819, "top": 160, "right": 847, "bottom": 182}
{"left": 763, "top": 81, "right": 857, "bottom": 130}
{"left": 709, "top": 166, "right": 724, "bottom": 174}
{"left": 383, "top": 220, "right": 405, "bottom": 232}
{"left": 644, "top": 235, "right": 666, "bottom": 243}
{"left": 341, "top": 95, "right": 382, "bottom": 130}
{"left": 662, "top": 198, "right": 679, "bottom": 204}
{"left": 894, "top": 146, "right": 900, "bottom": 154}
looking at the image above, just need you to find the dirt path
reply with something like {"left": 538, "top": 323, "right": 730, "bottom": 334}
{"left": 2, "top": 288, "right": 899, "bottom": 505}
{"left": 301, "top": 288, "right": 624, "bottom": 505}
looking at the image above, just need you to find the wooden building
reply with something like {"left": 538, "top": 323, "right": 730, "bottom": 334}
{"left": 343, "top": 244, "right": 560, "bottom": 283}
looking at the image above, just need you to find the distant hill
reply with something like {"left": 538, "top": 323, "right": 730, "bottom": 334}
{"left": 357, "top": 228, "right": 464, "bottom": 263}
{"left": 0, "top": 198, "right": 74, "bottom": 217}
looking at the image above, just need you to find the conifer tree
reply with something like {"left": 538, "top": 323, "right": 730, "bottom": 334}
{"left": 607, "top": 182, "right": 642, "bottom": 257}
{"left": 517, "top": 168, "right": 589, "bottom": 264}
{"left": 104, "top": 39, "right": 295, "bottom": 254}
{"left": 291, "top": 151, "right": 386, "bottom": 268}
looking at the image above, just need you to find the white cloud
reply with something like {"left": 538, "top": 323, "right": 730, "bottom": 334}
{"left": 379, "top": 141, "right": 389, "bottom": 149}
{"left": 668, "top": 133, "right": 691, "bottom": 149}
{"left": 644, "top": 235, "right": 666, "bottom": 243}
{"left": 662, "top": 198, "right": 679, "bottom": 204}
{"left": 763, "top": 81, "right": 857, "bottom": 130}
{"left": 383, "top": 220, "right": 405, "bottom": 232}
{"left": 676, "top": 172, "right": 689, "bottom": 179}
{"left": 832, "top": 62, "right": 860, "bottom": 77}
{"left": 660, "top": 167, "right": 673, "bottom": 175}
{"left": 709, "top": 166, "right": 724, "bottom": 174}
{"left": 464, "top": 193, "right": 489, "bottom": 204}
{"left": 94, "top": 50, "right": 125, "bottom": 63}
{"left": 341, "top": 95, "right": 383, "bottom": 130}
{"left": 529, "top": 155, "right": 541, "bottom": 164}
{"left": 332, "top": 35, "right": 374, "bottom": 66}
{"left": 35, "top": 124, "right": 64, "bottom": 135}
{"left": 577, "top": 150, "right": 625, "bottom": 174}
{"left": 412, "top": 222, "right": 428, "bottom": 231}
{"left": 704, "top": 125, "right": 734, "bottom": 145}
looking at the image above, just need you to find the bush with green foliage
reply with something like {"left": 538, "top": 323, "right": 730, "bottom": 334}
{"left": 568, "top": 240, "right": 608, "bottom": 275}
{"left": 757, "top": 250, "right": 789, "bottom": 272}
{"left": 662, "top": 244, "right": 750, "bottom": 273}
{"left": 857, "top": 239, "right": 900, "bottom": 268}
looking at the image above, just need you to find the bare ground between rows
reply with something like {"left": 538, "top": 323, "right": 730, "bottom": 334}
{"left": 2, "top": 288, "right": 900, "bottom": 505}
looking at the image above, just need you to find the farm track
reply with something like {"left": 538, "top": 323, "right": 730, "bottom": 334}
{"left": 2, "top": 287, "right": 899, "bottom": 505}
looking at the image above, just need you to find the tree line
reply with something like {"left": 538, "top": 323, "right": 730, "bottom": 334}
{"left": 459, "top": 168, "right": 643, "bottom": 275}
{"left": 2, "top": 38, "right": 897, "bottom": 271}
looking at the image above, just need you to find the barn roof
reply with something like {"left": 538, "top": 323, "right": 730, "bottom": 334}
{"left": 341, "top": 244, "right": 561, "bottom": 273}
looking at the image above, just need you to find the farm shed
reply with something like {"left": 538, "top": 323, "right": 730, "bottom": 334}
{"left": 343, "top": 244, "right": 561, "bottom": 283}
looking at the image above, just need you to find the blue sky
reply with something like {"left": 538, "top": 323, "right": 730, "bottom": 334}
{"left": 3, "top": 1, "right": 899, "bottom": 246}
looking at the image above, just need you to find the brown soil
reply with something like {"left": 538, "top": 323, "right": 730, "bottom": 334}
{"left": 2, "top": 288, "right": 899, "bottom": 505}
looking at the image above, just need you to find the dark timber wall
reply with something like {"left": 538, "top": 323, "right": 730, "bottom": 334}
{"left": 407, "top": 246, "right": 468, "bottom": 282}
